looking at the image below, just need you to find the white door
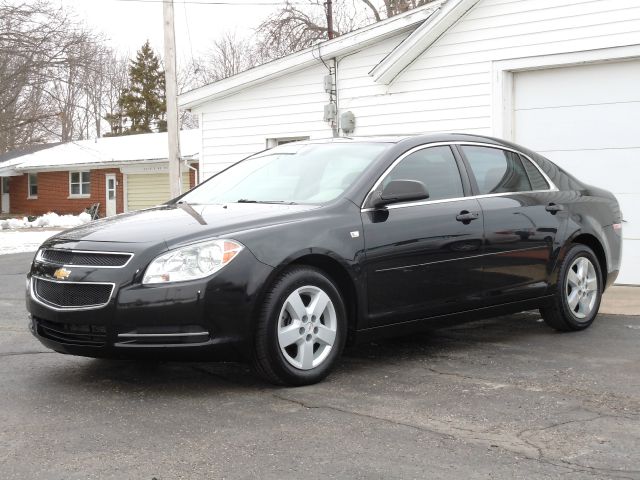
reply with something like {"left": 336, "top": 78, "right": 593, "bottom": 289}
{"left": 1, "top": 177, "right": 9, "bottom": 214}
{"left": 514, "top": 60, "right": 640, "bottom": 284}
{"left": 105, "top": 174, "right": 117, "bottom": 217}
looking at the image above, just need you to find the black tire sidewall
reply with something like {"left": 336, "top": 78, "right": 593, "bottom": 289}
{"left": 557, "top": 245, "right": 603, "bottom": 328}
{"left": 260, "top": 267, "right": 347, "bottom": 385}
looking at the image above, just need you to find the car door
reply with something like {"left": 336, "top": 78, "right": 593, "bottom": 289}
{"left": 458, "top": 144, "right": 562, "bottom": 302}
{"left": 361, "top": 144, "right": 485, "bottom": 327}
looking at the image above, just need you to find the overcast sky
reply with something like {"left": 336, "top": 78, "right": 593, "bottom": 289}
{"left": 58, "top": 0, "right": 292, "bottom": 63}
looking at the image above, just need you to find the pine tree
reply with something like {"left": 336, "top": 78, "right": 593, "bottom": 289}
{"left": 118, "top": 41, "right": 166, "bottom": 135}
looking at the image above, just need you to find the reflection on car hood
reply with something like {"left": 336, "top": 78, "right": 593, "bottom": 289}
{"left": 51, "top": 203, "right": 320, "bottom": 244}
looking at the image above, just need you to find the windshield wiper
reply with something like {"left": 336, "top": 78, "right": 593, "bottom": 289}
{"left": 236, "top": 199, "right": 298, "bottom": 205}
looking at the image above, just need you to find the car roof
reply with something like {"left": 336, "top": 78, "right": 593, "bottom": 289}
{"left": 288, "top": 133, "right": 509, "bottom": 147}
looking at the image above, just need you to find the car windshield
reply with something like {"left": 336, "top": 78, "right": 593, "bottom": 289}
{"left": 179, "top": 142, "right": 390, "bottom": 205}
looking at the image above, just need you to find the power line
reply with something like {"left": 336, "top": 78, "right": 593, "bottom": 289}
{"left": 182, "top": 0, "right": 197, "bottom": 71}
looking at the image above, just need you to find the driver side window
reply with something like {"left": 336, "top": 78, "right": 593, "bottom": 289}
{"left": 384, "top": 146, "right": 464, "bottom": 201}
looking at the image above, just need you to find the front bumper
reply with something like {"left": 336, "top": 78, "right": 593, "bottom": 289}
{"left": 27, "top": 249, "right": 273, "bottom": 361}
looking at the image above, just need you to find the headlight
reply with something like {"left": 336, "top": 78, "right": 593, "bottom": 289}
{"left": 142, "top": 239, "right": 243, "bottom": 284}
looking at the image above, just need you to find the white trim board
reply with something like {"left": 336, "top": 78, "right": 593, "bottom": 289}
{"left": 370, "top": 0, "right": 477, "bottom": 84}
{"left": 123, "top": 174, "right": 129, "bottom": 213}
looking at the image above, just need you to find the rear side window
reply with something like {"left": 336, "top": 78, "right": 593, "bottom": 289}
{"left": 461, "top": 146, "right": 531, "bottom": 194}
{"left": 384, "top": 146, "right": 464, "bottom": 201}
{"left": 520, "top": 155, "right": 550, "bottom": 191}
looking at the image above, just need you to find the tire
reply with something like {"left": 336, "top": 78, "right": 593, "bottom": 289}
{"left": 541, "top": 244, "right": 603, "bottom": 332}
{"left": 252, "top": 266, "right": 347, "bottom": 386}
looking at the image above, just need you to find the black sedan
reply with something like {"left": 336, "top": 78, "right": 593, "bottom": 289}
{"left": 27, "top": 134, "right": 623, "bottom": 385}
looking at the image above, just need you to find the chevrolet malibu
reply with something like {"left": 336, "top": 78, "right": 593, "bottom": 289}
{"left": 27, "top": 134, "right": 622, "bottom": 385}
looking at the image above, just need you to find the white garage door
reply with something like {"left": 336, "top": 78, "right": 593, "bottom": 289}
{"left": 514, "top": 60, "right": 640, "bottom": 284}
{"left": 127, "top": 173, "right": 190, "bottom": 212}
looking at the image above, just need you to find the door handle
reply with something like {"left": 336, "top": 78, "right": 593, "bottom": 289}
{"left": 545, "top": 203, "right": 563, "bottom": 214}
{"left": 456, "top": 211, "right": 479, "bottom": 223}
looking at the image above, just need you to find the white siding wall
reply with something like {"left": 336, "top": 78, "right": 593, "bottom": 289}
{"left": 342, "top": 0, "right": 640, "bottom": 136}
{"left": 512, "top": 61, "right": 640, "bottom": 284}
{"left": 196, "top": 0, "right": 640, "bottom": 176}
{"left": 197, "top": 64, "right": 332, "bottom": 178}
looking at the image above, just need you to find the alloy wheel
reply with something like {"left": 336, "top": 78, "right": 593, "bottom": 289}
{"left": 277, "top": 285, "right": 338, "bottom": 370}
{"left": 565, "top": 256, "right": 598, "bottom": 319}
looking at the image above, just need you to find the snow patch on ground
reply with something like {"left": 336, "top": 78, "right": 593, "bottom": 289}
{"left": 0, "top": 212, "right": 93, "bottom": 255}
{"left": 0, "top": 230, "right": 62, "bottom": 255}
{"left": 0, "top": 212, "right": 91, "bottom": 230}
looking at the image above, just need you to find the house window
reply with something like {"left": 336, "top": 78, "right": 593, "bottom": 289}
{"left": 266, "top": 136, "right": 310, "bottom": 149}
{"left": 69, "top": 171, "right": 91, "bottom": 196}
{"left": 27, "top": 173, "right": 38, "bottom": 198}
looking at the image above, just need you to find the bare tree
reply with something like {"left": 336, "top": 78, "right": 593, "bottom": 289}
{"left": 177, "top": 31, "right": 259, "bottom": 130}
{"left": 80, "top": 47, "right": 126, "bottom": 139}
{"left": 102, "top": 53, "right": 130, "bottom": 136}
{"left": 255, "top": 0, "right": 439, "bottom": 61}
{"left": 47, "top": 31, "right": 103, "bottom": 142}
{"left": 0, "top": 1, "right": 129, "bottom": 151}
{"left": 195, "top": 31, "right": 257, "bottom": 85}
{"left": 0, "top": 0, "right": 80, "bottom": 151}
{"left": 255, "top": 1, "right": 356, "bottom": 61}
{"left": 176, "top": 61, "right": 200, "bottom": 130}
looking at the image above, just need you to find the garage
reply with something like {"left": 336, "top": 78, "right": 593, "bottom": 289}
{"left": 126, "top": 172, "right": 191, "bottom": 212}
{"left": 513, "top": 60, "right": 640, "bottom": 284}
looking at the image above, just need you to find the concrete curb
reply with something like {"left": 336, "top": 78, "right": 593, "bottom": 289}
{"left": 601, "top": 286, "right": 640, "bottom": 315}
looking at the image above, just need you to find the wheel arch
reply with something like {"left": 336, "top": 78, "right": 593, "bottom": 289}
{"left": 550, "top": 228, "right": 610, "bottom": 292}
{"left": 571, "top": 233, "right": 607, "bottom": 286}
{"left": 252, "top": 250, "right": 362, "bottom": 343}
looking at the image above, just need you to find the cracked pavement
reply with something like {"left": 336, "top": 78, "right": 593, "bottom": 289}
{"left": 1, "top": 252, "right": 639, "bottom": 479}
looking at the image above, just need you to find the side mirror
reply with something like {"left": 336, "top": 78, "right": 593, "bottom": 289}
{"left": 372, "top": 179, "right": 429, "bottom": 208}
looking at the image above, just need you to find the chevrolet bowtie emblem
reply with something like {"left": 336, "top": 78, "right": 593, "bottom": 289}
{"left": 53, "top": 268, "right": 71, "bottom": 280}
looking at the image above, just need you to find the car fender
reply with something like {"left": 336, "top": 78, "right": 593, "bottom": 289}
{"left": 549, "top": 210, "right": 615, "bottom": 291}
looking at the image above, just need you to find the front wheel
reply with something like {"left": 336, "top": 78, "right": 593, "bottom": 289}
{"left": 252, "top": 266, "right": 347, "bottom": 386}
{"left": 541, "top": 244, "right": 603, "bottom": 331}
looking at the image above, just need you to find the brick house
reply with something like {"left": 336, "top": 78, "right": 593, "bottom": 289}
{"left": 0, "top": 130, "right": 199, "bottom": 218}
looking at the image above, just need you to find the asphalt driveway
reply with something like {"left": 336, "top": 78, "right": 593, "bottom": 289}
{"left": 1, "top": 252, "right": 639, "bottom": 479}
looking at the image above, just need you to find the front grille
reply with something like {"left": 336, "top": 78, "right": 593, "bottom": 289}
{"left": 36, "top": 318, "right": 106, "bottom": 346}
{"left": 40, "top": 249, "right": 132, "bottom": 267}
{"left": 33, "top": 277, "right": 113, "bottom": 309}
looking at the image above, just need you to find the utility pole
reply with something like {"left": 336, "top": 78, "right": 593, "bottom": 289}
{"left": 163, "top": 0, "right": 181, "bottom": 198}
{"left": 326, "top": 0, "right": 334, "bottom": 40}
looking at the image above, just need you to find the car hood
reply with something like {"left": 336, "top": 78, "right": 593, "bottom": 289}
{"left": 48, "top": 203, "right": 320, "bottom": 246}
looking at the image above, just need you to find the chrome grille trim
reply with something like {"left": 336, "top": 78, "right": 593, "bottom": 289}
{"left": 36, "top": 249, "right": 134, "bottom": 269}
{"left": 30, "top": 276, "right": 115, "bottom": 311}
{"left": 117, "top": 332, "right": 209, "bottom": 338}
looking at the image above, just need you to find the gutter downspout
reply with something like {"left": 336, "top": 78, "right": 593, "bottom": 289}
{"left": 185, "top": 160, "right": 199, "bottom": 186}
{"left": 332, "top": 57, "right": 339, "bottom": 138}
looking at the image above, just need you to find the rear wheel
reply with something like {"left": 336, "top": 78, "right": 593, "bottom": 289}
{"left": 252, "top": 266, "right": 347, "bottom": 386}
{"left": 541, "top": 244, "right": 602, "bottom": 331}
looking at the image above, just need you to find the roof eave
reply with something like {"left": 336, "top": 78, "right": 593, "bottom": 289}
{"left": 178, "top": 4, "right": 441, "bottom": 110}
{"left": 0, "top": 168, "right": 20, "bottom": 177}
{"left": 16, "top": 155, "right": 199, "bottom": 173}
{"left": 369, "top": 0, "right": 480, "bottom": 85}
